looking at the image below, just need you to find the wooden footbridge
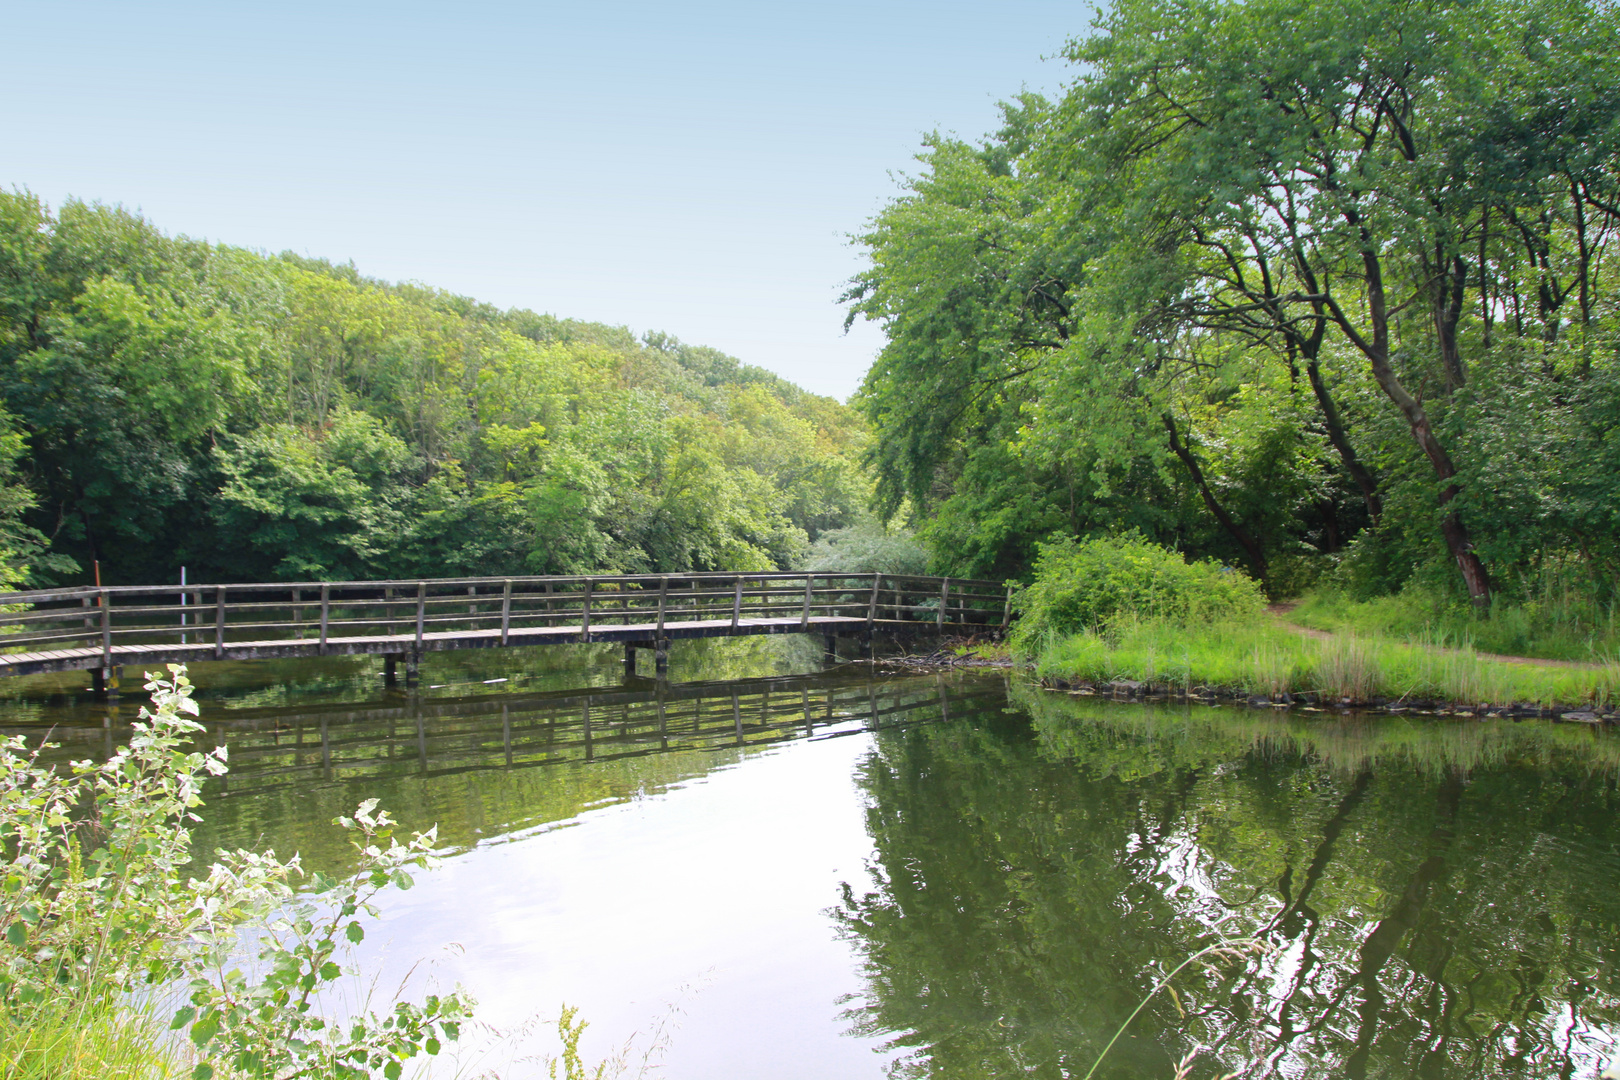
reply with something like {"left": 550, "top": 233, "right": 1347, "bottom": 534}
{"left": 0, "top": 572, "right": 1010, "bottom": 693}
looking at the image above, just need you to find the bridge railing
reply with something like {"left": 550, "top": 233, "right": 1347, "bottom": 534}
{"left": 0, "top": 572, "right": 1011, "bottom": 666}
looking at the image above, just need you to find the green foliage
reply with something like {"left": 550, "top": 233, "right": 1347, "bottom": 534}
{"left": 848, "top": 0, "right": 1620, "bottom": 613}
{"left": 0, "top": 666, "right": 475, "bottom": 1078}
{"left": 1010, "top": 534, "right": 1266, "bottom": 649}
{"left": 0, "top": 193, "right": 867, "bottom": 586}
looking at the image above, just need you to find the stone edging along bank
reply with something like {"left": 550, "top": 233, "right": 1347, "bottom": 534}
{"left": 1034, "top": 676, "right": 1620, "bottom": 725}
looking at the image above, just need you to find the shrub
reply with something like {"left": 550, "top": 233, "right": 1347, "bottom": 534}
{"left": 802, "top": 517, "right": 930, "bottom": 576}
{"left": 1010, "top": 534, "right": 1266, "bottom": 651}
{"left": 0, "top": 665, "right": 474, "bottom": 1079}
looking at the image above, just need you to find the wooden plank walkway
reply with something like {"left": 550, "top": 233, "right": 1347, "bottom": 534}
{"left": 0, "top": 572, "right": 1011, "bottom": 681}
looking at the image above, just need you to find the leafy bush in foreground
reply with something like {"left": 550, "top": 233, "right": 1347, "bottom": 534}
{"left": 1011, "top": 534, "right": 1267, "bottom": 651}
{"left": 0, "top": 665, "right": 473, "bottom": 1079}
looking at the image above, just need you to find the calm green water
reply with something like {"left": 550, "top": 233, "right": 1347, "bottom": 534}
{"left": 5, "top": 644, "right": 1619, "bottom": 1078}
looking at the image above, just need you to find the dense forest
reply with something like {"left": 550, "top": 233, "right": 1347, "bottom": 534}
{"left": 846, "top": 0, "right": 1620, "bottom": 617}
{"left": 0, "top": 193, "right": 869, "bottom": 588}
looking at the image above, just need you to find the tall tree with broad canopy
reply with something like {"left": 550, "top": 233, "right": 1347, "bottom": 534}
{"left": 849, "top": 0, "right": 1620, "bottom": 607}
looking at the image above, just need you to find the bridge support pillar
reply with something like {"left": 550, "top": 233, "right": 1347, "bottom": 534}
{"left": 384, "top": 654, "right": 398, "bottom": 687}
{"left": 823, "top": 634, "right": 838, "bottom": 665}
{"left": 654, "top": 638, "right": 669, "bottom": 675}
{"left": 404, "top": 651, "right": 419, "bottom": 688}
{"left": 861, "top": 631, "right": 874, "bottom": 660}
{"left": 624, "top": 641, "right": 638, "bottom": 676}
{"left": 92, "top": 665, "right": 121, "bottom": 700}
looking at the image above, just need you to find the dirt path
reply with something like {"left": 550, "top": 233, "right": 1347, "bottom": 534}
{"left": 1264, "top": 603, "right": 1607, "bottom": 670}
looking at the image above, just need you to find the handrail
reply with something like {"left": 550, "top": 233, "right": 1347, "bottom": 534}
{"left": 0, "top": 569, "right": 1009, "bottom": 606}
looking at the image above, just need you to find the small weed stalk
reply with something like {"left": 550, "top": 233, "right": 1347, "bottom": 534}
{"left": 1079, "top": 932, "right": 1266, "bottom": 1080}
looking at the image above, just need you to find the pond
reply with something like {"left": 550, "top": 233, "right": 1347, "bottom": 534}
{"left": 5, "top": 641, "right": 1619, "bottom": 1078}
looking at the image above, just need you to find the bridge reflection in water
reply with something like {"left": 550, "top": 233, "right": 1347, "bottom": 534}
{"left": 201, "top": 670, "right": 1002, "bottom": 799}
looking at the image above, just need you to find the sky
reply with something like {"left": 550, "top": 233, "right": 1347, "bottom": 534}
{"left": 2, "top": 1, "right": 1087, "bottom": 401}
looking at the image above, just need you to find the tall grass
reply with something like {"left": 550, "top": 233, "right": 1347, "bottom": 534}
{"left": 1290, "top": 586, "right": 1620, "bottom": 663}
{"left": 0, "top": 1001, "right": 180, "bottom": 1080}
{"left": 1030, "top": 616, "right": 1620, "bottom": 707}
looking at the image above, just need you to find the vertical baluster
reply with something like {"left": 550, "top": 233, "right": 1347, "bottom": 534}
{"left": 415, "top": 582, "right": 426, "bottom": 648}
{"left": 99, "top": 589, "right": 112, "bottom": 671}
{"left": 500, "top": 579, "right": 512, "bottom": 645}
{"left": 214, "top": 586, "right": 226, "bottom": 659}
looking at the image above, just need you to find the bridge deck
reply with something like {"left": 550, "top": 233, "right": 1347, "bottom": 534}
{"left": 0, "top": 615, "right": 902, "bottom": 677}
{"left": 0, "top": 571, "right": 1011, "bottom": 680}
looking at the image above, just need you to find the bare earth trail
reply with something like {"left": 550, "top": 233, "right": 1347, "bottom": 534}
{"left": 1265, "top": 603, "right": 1607, "bottom": 670}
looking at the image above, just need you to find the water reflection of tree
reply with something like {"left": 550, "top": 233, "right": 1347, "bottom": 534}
{"left": 835, "top": 688, "right": 1620, "bottom": 1079}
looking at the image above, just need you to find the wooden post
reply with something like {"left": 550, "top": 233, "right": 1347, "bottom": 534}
{"left": 624, "top": 641, "right": 637, "bottom": 675}
{"left": 500, "top": 579, "right": 512, "bottom": 645}
{"left": 385, "top": 585, "right": 396, "bottom": 636}
{"left": 319, "top": 583, "right": 330, "bottom": 654}
{"left": 730, "top": 578, "right": 742, "bottom": 629}
{"left": 99, "top": 589, "right": 112, "bottom": 671}
{"left": 384, "top": 654, "right": 397, "bottom": 686}
{"left": 656, "top": 576, "right": 668, "bottom": 635}
{"left": 868, "top": 573, "right": 881, "bottom": 627}
{"left": 214, "top": 586, "right": 226, "bottom": 658}
{"left": 938, "top": 579, "right": 949, "bottom": 629}
{"left": 1002, "top": 583, "right": 1013, "bottom": 628}
{"left": 801, "top": 574, "right": 814, "bottom": 628}
{"left": 581, "top": 580, "right": 593, "bottom": 642}
{"left": 291, "top": 587, "right": 301, "bottom": 638}
{"left": 414, "top": 582, "right": 426, "bottom": 648}
{"left": 468, "top": 584, "right": 477, "bottom": 620}
{"left": 654, "top": 637, "right": 669, "bottom": 675}
{"left": 823, "top": 634, "right": 837, "bottom": 664}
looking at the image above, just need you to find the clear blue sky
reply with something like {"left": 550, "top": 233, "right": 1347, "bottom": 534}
{"left": 3, "top": 1, "right": 1087, "bottom": 400}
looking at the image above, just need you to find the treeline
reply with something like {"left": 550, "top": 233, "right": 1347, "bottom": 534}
{"left": 848, "top": 0, "right": 1620, "bottom": 614}
{"left": 0, "top": 193, "right": 867, "bottom": 588}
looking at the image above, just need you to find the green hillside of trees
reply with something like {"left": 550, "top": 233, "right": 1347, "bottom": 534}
{"left": 0, "top": 193, "right": 867, "bottom": 588}
{"left": 847, "top": 0, "right": 1620, "bottom": 620}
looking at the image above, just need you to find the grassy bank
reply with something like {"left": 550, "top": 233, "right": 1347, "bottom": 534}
{"left": 1024, "top": 617, "right": 1620, "bottom": 710}
{"left": 1287, "top": 588, "right": 1620, "bottom": 663}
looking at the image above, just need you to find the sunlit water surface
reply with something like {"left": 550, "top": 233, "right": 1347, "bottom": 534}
{"left": 6, "top": 640, "right": 1619, "bottom": 1079}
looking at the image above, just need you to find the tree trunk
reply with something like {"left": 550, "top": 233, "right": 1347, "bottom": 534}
{"left": 1328, "top": 251, "right": 1491, "bottom": 610}
{"left": 1305, "top": 358, "right": 1382, "bottom": 525}
{"left": 1162, "top": 413, "right": 1269, "bottom": 586}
